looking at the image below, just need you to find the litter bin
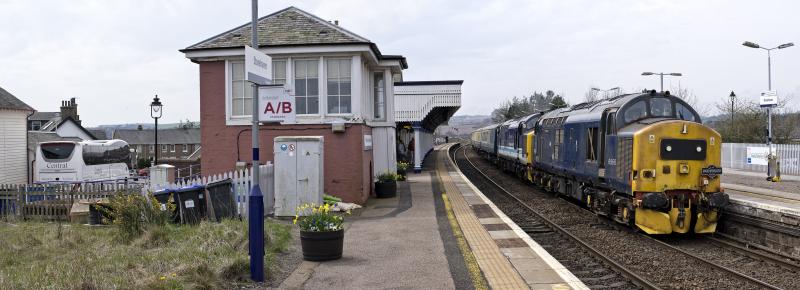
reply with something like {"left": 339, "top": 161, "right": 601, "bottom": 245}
{"left": 176, "top": 185, "right": 206, "bottom": 224}
{"left": 206, "top": 178, "right": 236, "bottom": 222}
{"left": 153, "top": 188, "right": 180, "bottom": 223}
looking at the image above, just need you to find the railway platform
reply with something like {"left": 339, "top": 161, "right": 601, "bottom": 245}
{"left": 718, "top": 170, "right": 800, "bottom": 258}
{"left": 279, "top": 144, "right": 584, "bottom": 289}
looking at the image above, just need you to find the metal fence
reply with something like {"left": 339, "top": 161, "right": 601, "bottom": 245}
{"left": 0, "top": 183, "right": 144, "bottom": 221}
{"left": 722, "top": 143, "right": 800, "bottom": 176}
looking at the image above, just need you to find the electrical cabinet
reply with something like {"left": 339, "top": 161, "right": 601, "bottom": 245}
{"left": 273, "top": 136, "right": 324, "bottom": 216}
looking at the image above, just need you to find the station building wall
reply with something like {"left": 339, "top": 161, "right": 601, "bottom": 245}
{"left": 199, "top": 61, "right": 374, "bottom": 204}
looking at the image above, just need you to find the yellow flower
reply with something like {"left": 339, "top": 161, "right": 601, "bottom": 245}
{"left": 171, "top": 273, "right": 177, "bottom": 277}
{"left": 159, "top": 276, "right": 166, "bottom": 280}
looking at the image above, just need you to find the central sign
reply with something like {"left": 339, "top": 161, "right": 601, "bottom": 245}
{"left": 244, "top": 45, "right": 272, "bottom": 85}
{"left": 258, "top": 85, "right": 295, "bottom": 123}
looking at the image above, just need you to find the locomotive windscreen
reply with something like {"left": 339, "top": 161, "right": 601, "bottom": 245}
{"left": 660, "top": 139, "right": 706, "bottom": 160}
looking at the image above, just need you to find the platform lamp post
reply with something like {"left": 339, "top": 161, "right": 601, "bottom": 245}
{"left": 641, "top": 72, "right": 682, "bottom": 92}
{"left": 150, "top": 96, "right": 163, "bottom": 166}
{"left": 729, "top": 91, "right": 736, "bottom": 141}
{"left": 591, "top": 87, "right": 620, "bottom": 99}
{"left": 742, "top": 41, "right": 794, "bottom": 181}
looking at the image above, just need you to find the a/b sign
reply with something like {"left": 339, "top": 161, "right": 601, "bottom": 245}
{"left": 258, "top": 85, "right": 295, "bottom": 123}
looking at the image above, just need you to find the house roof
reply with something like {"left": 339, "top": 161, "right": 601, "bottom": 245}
{"left": 29, "top": 111, "right": 59, "bottom": 121}
{"left": 87, "top": 129, "right": 108, "bottom": 140}
{"left": 0, "top": 86, "right": 34, "bottom": 112}
{"left": 114, "top": 128, "right": 200, "bottom": 145}
{"left": 184, "top": 6, "right": 369, "bottom": 51}
{"left": 27, "top": 131, "right": 82, "bottom": 151}
{"left": 181, "top": 6, "right": 408, "bottom": 69}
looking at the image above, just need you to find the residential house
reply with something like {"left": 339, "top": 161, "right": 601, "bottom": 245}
{"left": 181, "top": 6, "right": 461, "bottom": 204}
{"left": 0, "top": 86, "right": 35, "bottom": 183}
{"left": 28, "top": 98, "right": 96, "bottom": 140}
{"left": 113, "top": 127, "right": 201, "bottom": 172}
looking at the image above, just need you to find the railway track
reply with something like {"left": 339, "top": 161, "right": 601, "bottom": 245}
{"left": 451, "top": 145, "right": 656, "bottom": 290}
{"left": 453, "top": 143, "right": 800, "bottom": 289}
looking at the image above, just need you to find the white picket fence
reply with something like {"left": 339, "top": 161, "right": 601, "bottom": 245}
{"left": 152, "top": 163, "right": 275, "bottom": 217}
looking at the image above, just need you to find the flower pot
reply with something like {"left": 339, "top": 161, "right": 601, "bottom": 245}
{"left": 397, "top": 168, "right": 407, "bottom": 177}
{"left": 375, "top": 180, "right": 397, "bottom": 198}
{"left": 300, "top": 229, "right": 344, "bottom": 261}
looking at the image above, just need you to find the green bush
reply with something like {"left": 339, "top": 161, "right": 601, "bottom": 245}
{"left": 100, "top": 193, "right": 175, "bottom": 243}
{"left": 376, "top": 172, "right": 398, "bottom": 183}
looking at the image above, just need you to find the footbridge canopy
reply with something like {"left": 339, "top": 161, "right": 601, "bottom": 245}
{"left": 394, "top": 80, "right": 462, "bottom": 171}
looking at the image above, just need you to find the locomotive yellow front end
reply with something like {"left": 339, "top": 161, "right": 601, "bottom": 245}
{"left": 631, "top": 120, "right": 729, "bottom": 234}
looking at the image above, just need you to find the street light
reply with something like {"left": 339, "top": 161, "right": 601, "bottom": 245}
{"left": 742, "top": 40, "right": 794, "bottom": 181}
{"left": 150, "top": 95, "right": 163, "bottom": 166}
{"left": 641, "top": 72, "right": 682, "bottom": 92}
{"left": 729, "top": 91, "right": 736, "bottom": 124}
{"left": 591, "top": 87, "right": 621, "bottom": 99}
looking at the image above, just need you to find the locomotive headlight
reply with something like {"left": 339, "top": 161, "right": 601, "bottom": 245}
{"left": 696, "top": 146, "right": 702, "bottom": 152}
{"left": 666, "top": 145, "right": 672, "bottom": 152}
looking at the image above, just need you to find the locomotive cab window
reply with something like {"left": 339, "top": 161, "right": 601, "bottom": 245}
{"left": 650, "top": 98, "right": 672, "bottom": 117}
{"left": 623, "top": 100, "right": 647, "bottom": 123}
{"left": 676, "top": 103, "right": 697, "bottom": 122}
{"left": 606, "top": 113, "right": 616, "bottom": 135}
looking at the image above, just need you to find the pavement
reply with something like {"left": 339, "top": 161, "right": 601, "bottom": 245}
{"left": 279, "top": 160, "right": 473, "bottom": 289}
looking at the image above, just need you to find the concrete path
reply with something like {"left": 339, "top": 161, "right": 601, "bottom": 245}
{"left": 283, "top": 172, "right": 465, "bottom": 289}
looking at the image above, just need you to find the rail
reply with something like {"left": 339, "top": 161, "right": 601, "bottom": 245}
{"left": 455, "top": 144, "right": 661, "bottom": 290}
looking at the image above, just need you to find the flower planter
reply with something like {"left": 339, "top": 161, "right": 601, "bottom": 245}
{"left": 397, "top": 168, "right": 407, "bottom": 178}
{"left": 375, "top": 180, "right": 397, "bottom": 198}
{"left": 300, "top": 229, "right": 344, "bottom": 261}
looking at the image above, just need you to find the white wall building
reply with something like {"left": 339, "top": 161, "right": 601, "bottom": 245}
{"left": 0, "top": 87, "right": 35, "bottom": 184}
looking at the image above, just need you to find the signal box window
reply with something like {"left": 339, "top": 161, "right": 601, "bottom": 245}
{"left": 230, "top": 61, "right": 253, "bottom": 117}
{"left": 294, "top": 59, "right": 320, "bottom": 115}
{"left": 327, "top": 59, "right": 352, "bottom": 114}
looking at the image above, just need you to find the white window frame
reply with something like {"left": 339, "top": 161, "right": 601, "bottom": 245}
{"left": 326, "top": 57, "right": 353, "bottom": 115}
{"left": 293, "top": 58, "right": 321, "bottom": 116}
{"left": 149, "top": 145, "right": 154, "bottom": 152}
{"left": 170, "top": 144, "right": 176, "bottom": 153}
{"left": 182, "top": 144, "right": 189, "bottom": 153}
{"left": 161, "top": 145, "right": 168, "bottom": 152}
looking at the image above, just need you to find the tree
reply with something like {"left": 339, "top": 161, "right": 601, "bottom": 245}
{"left": 550, "top": 95, "right": 568, "bottom": 110}
{"left": 490, "top": 90, "right": 568, "bottom": 122}
{"left": 711, "top": 94, "right": 796, "bottom": 143}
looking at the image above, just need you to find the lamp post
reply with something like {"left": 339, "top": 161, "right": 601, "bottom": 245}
{"left": 729, "top": 91, "right": 736, "bottom": 141}
{"left": 742, "top": 41, "right": 794, "bottom": 181}
{"left": 150, "top": 95, "right": 163, "bottom": 166}
{"left": 591, "top": 87, "right": 621, "bottom": 99}
{"left": 641, "top": 72, "right": 682, "bottom": 92}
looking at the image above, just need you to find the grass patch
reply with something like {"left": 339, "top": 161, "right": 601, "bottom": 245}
{"left": 0, "top": 219, "right": 292, "bottom": 289}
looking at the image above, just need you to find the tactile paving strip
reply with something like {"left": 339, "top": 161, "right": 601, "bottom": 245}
{"left": 436, "top": 150, "right": 530, "bottom": 289}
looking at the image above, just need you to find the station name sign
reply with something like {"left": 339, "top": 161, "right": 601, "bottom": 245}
{"left": 258, "top": 85, "right": 295, "bottom": 123}
{"left": 245, "top": 45, "right": 272, "bottom": 86}
{"left": 760, "top": 91, "right": 778, "bottom": 108}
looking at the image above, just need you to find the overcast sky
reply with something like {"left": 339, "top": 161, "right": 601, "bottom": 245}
{"left": 1, "top": 0, "right": 798, "bottom": 127}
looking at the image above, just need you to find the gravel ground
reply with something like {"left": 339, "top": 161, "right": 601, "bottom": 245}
{"left": 723, "top": 172, "right": 800, "bottom": 194}
{"left": 659, "top": 236, "right": 800, "bottom": 289}
{"left": 456, "top": 145, "right": 772, "bottom": 290}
